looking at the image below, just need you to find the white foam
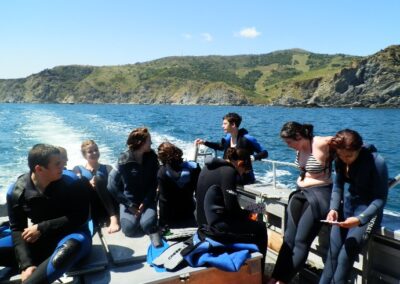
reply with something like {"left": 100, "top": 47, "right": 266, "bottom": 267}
{"left": 256, "top": 169, "right": 295, "bottom": 190}
{"left": 0, "top": 109, "right": 117, "bottom": 204}
{"left": 20, "top": 109, "right": 115, "bottom": 169}
{"left": 384, "top": 209, "right": 400, "bottom": 217}
{"left": 78, "top": 113, "right": 198, "bottom": 162}
{"left": 151, "top": 133, "right": 197, "bottom": 161}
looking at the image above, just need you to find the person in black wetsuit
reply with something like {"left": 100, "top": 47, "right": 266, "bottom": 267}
{"left": 1, "top": 144, "right": 92, "bottom": 284}
{"left": 269, "top": 122, "right": 333, "bottom": 284}
{"left": 195, "top": 112, "right": 268, "bottom": 184}
{"left": 73, "top": 140, "right": 120, "bottom": 234}
{"left": 196, "top": 147, "right": 267, "bottom": 272}
{"left": 108, "top": 127, "right": 160, "bottom": 242}
{"left": 319, "top": 129, "right": 388, "bottom": 284}
{"left": 157, "top": 142, "right": 200, "bottom": 231}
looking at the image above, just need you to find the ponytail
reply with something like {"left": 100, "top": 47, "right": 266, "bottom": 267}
{"left": 280, "top": 121, "right": 314, "bottom": 140}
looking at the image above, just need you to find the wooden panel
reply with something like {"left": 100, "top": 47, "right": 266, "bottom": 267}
{"left": 268, "top": 230, "right": 283, "bottom": 253}
{"left": 153, "top": 254, "right": 262, "bottom": 284}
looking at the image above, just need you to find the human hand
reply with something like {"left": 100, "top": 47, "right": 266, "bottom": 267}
{"left": 194, "top": 139, "right": 204, "bottom": 145}
{"left": 128, "top": 205, "right": 139, "bottom": 216}
{"left": 326, "top": 210, "right": 338, "bottom": 222}
{"left": 137, "top": 203, "right": 145, "bottom": 216}
{"left": 90, "top": 177, "right": 96, "bottom": 188}
{"left": 339, "top": 217, "right": 360, "bottom": 228}
{"left": 22, "top": 225, "right": 41, "bottom": 243}
{"left": 21, "top": 266, "right": 37, "bottom": 282}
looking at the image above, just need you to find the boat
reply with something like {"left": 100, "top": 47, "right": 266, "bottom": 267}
{"left": 0, "top": 148, "right": 399, "bottom": 283}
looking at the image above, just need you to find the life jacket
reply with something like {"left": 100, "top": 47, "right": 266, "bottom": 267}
{"left": 73, "top": 164, "right": 108, "bottom": 181}
{"left": 165, "top": 161, "right": 198, "bottom": 188}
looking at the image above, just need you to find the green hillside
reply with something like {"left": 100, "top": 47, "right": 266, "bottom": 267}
{"left": 1, "top": 46, "right": 399, "bottom": 107}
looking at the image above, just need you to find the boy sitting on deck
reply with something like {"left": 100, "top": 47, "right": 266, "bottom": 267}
{"left": 0, "top": 144, "right": 92, "bottom": 284}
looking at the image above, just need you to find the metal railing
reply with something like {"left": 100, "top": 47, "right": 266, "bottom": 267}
{"left": 260, "top": 159, "right": 297, "bottom": 189}
{"left": 193, "top": 144, "right": 297, "bottom": 190}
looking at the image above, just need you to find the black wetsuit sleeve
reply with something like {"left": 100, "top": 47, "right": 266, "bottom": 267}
{"left": 330, "top": 168, "right": 344, "bottom": 212}
{"left": 95, "top": 171, "right": 118, "bottom": 216}
{"left": 204, "top": 139, "right": 225, "bottom": 151}
{"left": 7, "top": 187, "right": 35, "bottom": 271}
{"left": 192, "top": 164, "right": 201, "bottom": 196}
{"left": 143, "top": 155, "right": 159, "bottom": 207}
{"left": 37, "top": 179, "right": 91, "bottom": 235}
{"left": 108, "top": 167, "right": 134, "bottom": 208}
{"left": 357, "top": 155, "right": 388, "bottom": 225}
{"left": 157, "top": 167, "right": 166, "bottom": 198}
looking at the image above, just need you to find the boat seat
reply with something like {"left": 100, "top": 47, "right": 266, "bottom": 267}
{"left": 100, "top": 227, "right": 148, "bottom": 266}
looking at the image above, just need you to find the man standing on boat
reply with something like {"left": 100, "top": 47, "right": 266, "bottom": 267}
{"left": 195, "top": 112, "right": 268, "bottom": 184}
{"left": 3, "top": 144, "right": 92, "bottom": 284}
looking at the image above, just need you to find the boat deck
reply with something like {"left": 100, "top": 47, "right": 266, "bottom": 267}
{"left": 0, "top": 223, "right": 264, "bottom": 284}
{"left": 1, "top": 179, "right": 400, "bottom": 283}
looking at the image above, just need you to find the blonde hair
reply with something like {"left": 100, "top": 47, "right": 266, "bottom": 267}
{"left": 81, "top": 140, "right": 98, "bottom": 157}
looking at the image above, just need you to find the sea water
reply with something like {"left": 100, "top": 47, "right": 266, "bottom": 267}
{"left": 0, "top": 104, "right": 399, "bottom": 215}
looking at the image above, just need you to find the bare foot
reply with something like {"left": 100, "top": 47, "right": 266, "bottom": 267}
{"left": 107, "top": 216, "right": 120, "bottom": 234}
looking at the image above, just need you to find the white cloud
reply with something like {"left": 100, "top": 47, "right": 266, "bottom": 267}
{"left": 182, "top": 33, "right": 192, "bottom": 40}
{"left": 236, "top": 27, "right": 261, "bottom": 39}
{"left": 201, "top": 33, "right": 213, "bottom": 42}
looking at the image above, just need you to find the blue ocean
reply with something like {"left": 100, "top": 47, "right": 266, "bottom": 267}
{"left": 1, "top": 104, "right": 399, "bottom": 216}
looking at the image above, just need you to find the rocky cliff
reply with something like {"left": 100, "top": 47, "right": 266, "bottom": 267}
{"left": 274, "top": 45, "right": 400, "bottom": 107}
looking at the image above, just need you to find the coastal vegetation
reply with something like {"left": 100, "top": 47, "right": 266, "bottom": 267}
{"left": 0, "top": 45, "right": 399, "bottom": 107}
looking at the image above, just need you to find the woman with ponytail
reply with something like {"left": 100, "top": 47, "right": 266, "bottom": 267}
{"left": 108, "top": 127, "right": 160, "bottom": 238}
{"left": 268, "top": 122, "right": 333, "bottom": 284}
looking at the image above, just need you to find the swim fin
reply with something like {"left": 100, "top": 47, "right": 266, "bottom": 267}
{"left": 152, "top": 241, "right": 188, "bottom": 271}
{"left": 147, "top": 238, "right": 169, "bottom": 272}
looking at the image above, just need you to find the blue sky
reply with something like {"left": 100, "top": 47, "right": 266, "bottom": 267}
{"left": 0, "top": 0, "right": 399, "bottom": 79}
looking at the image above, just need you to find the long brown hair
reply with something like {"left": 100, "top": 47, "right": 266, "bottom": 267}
{"left": 280, "top": 121, "right": 314, "bottom": 141}
{"left": 225, "top": 147, "right": 251, "bottom": 172}
{"left": 126, "top": 127, "right": 150, "bottom": 151}
{"left": 157, "top": 142, "right": 183, "bottom": 166}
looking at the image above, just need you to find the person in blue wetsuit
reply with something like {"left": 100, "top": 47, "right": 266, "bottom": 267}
{"left": 108, "top": 127, "right": 161, "bottom": 244}
{"left": 1, "top": 144, "right": 92, "bottom": 284}
{"left": 319, "top": 129, "right": 388, "bottom": 284}
{"left": 196, "top": 147, "right": 267, "bottom": 276}
{"left": 157, "top": 142, "right": 201, "bottom": 232}
{"left": 195, "top": 112, "right": 268, "bottom": 185}
{"left": 269, "top": 122, "right": 333, "bottom": 284}
{"left": 0, "top": 219, "right": 16, "bottom": 268}
{"left": 73, "top": 140, "right": 120, "bottom": 234}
